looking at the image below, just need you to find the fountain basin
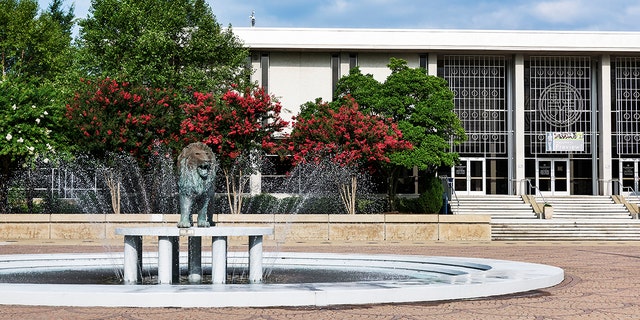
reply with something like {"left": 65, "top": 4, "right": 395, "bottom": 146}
{"left": 0, "top": 252, "right": 563, "bottom": 308}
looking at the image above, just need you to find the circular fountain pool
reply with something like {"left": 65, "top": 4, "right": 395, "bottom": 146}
{"left": 0, "top": 252, "right": 563, "bottom": 308}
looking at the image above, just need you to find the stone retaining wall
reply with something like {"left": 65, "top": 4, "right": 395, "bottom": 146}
{"left": 0, "top": 214, "right": 491, "bottom": 242}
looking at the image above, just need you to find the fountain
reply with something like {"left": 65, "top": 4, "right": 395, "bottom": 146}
{"left": 0, "top": 145, "right": 564, "bottom": 308}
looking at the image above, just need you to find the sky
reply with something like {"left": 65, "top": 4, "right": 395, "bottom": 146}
{"left": 38, "top": 0, "right": 640, "bottom": 32}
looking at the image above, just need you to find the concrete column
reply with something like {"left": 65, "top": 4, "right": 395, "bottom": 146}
{"left": 212, "top": 236, "right": 227, "bottom": 284}
{"left": 188, "top": 237, "right": 202, "bottom": 284}
{"left": 514, "top": 54, "right": 526, "bottom": 194}
{"left": 250, "top": 172, "right": 262, "bottom": 195}
{"left": 599, "top": 55, "right": 613, "bottom": 195}
{"left": 123, "top": 235, "right": 142, "bottom": 285}
{"left": 427, "top": 53, "right": 438, "bottom": 76}
{"left": 158, "top": 236, "right": 173, "bottom": 284}
{"left": 248, "top": 235, "right": 264, "bottom": 283}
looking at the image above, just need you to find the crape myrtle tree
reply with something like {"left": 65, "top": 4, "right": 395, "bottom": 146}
{"left": 65, "top": 78, "right": 182, "bottom": 213}
{"left": 334, "top": 58, "right": 466, "bottom": 210}
{"left": 0, "top": 0, "right": 74, "bottom": 212}
{"left": 287, "top": 97, "right": 412, "bottom": 214}
{"left": 180, "top": 86, "right": 288, "bottom": 215}
{"left": 77, "top": 0, "right": 250, "bottom": 92}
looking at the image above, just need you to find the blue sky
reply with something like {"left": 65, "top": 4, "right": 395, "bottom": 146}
{"left": 39, "top": 0, "right": 640, "bottom": 31}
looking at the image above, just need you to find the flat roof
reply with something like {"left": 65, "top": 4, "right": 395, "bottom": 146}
{"left": 234, "top": 27, "right": 640, "bottom": 53}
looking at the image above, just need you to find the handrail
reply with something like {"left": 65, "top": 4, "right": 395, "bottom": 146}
{"left": 610, "top": 179, "right": 640, "bottom": 203}
{"left": 448, "top": 178, "right": 460, "bottom": 214}
{"left": 522, "top": 179, "right": 547, "bottom": 206}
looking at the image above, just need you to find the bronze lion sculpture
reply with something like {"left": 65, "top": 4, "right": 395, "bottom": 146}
{"left": 177, "top": 142, "right": 217, "bottom": 228}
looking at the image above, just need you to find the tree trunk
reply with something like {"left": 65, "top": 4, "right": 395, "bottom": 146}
{"left": 339, "top": 175, "right": 357, "bottom": 215}
{"left": 386, "top": 167, "right": 400, "bottom": 212}
{"left": 103, "top": 170, "right": 121, "bottom": 214}
{"left": 224, "top": 167, "right": 247, "bottom": 215}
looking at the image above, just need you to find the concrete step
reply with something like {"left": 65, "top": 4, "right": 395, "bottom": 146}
{"left": 492, "top": 220, "right": 640, "bottom": 240}
{"left": 540, "top": 196, "right": 632, "bottom": 220}
{"left": 452, "top": 195, "right": 536, "bottom": 219}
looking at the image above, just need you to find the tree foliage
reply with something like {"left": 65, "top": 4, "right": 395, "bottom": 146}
{"left": 289, "top": 97, "right": 411, "bottom": 171}
{"left": 335, "top": 58, "right": 466, "bottom": 172}
{"left": 65, "top": 77, "right": 183, "bottom": 164}
{"left": 1, "top": 78, "right": 70, "bottom": 164}
{"left": 78, "top": 0, "right": 250, "bottom": 92}
{"left": 0, "top": 0, "right": 73, "bottom": 80}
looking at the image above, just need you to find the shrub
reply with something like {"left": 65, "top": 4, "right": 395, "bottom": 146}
{"left": 419, "top": 176, "right": 444, "bottom": 213}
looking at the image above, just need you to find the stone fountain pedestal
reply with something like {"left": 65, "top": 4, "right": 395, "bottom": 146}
{"left": 114, "top": 226, "right": 273, "bottom": 285}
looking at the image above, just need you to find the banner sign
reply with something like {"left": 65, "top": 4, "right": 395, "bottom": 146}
{"left": 546, "top": 132, "right": 584, "bottom": 152}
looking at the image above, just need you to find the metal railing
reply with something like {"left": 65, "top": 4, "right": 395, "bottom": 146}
{"left": 521, "top": 178, "right": 547, "bottom": 206}
{"left": 609, "top": 179, "right": 640, "bottom": 203}
{"left": 440, "top": 176, "right": 459, "bottom": 214}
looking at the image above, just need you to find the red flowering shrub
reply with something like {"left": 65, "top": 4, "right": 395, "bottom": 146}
{"left": 180, "top": 86, "right": 288, "bottom": 168}
{"left": 65, "top": 78, "right": 182, "bottom": 164}
{"left": 288, "top": 97, "right": 412, "bottom": 171}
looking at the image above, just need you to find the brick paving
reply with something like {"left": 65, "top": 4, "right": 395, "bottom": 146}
{"left": 1, "top": 240, "right": 639, "bottom": 319}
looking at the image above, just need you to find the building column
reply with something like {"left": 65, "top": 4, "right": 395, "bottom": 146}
{"left": 513, "top": 54, "right": 526, "bottom": 194}
{"left": 427, "top": 53, "right": 438, "bottom": 76}
{"left": 599, "top": 55, "right": 613, "bottom": 195}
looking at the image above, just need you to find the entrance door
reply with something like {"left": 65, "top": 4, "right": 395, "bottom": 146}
{"left": 452, "top": 158, "right": 485, "bottom": 195}
{"left": 619, "top": 159, "right": 640, "bottom": 195}
{"left": 537, "top": 159, "right": 569, "bottom": 196}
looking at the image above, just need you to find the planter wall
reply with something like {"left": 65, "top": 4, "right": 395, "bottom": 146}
{"left": 0, "top": 213, "right": 491, "bottom": 242}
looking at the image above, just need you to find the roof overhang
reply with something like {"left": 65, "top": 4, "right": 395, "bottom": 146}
{"left": 234, "top": 27, "right": 640, "bottom": 53}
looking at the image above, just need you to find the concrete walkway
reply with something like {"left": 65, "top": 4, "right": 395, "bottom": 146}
{"left": 1, "top": 239, "right": 639, "bottom": 319}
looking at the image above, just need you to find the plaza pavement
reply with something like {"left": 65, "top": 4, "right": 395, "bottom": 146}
{"left": 0, "top": 239, "right": 639, "bottom": 320}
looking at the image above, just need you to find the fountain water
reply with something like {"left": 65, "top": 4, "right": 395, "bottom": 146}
{"left": 0, "top": 151, "right": 564, "bottom": 308}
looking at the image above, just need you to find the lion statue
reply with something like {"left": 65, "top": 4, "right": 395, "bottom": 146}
{"left": 177, "top": 142, "right": 217, "bottom": 228}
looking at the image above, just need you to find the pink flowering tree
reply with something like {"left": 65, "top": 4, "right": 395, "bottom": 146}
{"left": 180, "top": 86, "right": 288, "bottom": 214}
{"left": 287, "top": 97, "right": 412, "bottom": 214}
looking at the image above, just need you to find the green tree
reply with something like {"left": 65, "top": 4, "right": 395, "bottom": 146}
{"left": 0, "top": 78, "right": 72, "bottom": 212}
{"left": 0, "top": 0, "right": 75, "bottom": 212}
{"left": 0, "top": 0, "right": 73, "bottom": 80}
{"left": 78, "top": 0, "right": 250, "bottom": 92}
{"left": 333, "top": 58, "right": 466, "bottom": 210}
{"left": 45, "top": 0, "right": 74, "bottom": 37}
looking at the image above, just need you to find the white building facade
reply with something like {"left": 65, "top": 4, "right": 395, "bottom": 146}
{"left": 234, "top": 28, "right": 640, "bottom": 197}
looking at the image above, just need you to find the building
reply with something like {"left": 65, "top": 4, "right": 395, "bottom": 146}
{"left": 234, "top": 27, "right": 640, "bottom": 197}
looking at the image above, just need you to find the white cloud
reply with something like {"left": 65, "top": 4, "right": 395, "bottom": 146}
{"left": 531, "top": 0, "right": 591, "bottom": 24}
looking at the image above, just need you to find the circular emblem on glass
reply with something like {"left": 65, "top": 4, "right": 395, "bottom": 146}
{"left": 538, "top": 82, "right": 583, "bottom": 127}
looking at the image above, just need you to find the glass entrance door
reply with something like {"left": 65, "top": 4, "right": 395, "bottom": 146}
{"left": 537, "top": 159, "right": 569, "bottom": 196}
{"left": 619, "top": 160, "right": 639, "bottom": 195}
{"left": 452, "top": 158, "right": 485, "bottom": 195}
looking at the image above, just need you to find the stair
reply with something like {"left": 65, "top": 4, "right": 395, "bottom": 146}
{"left": 492, "top": 220, "right": 640, "bottom": 241}
{"left": 543, "top": 196, "right": 632, "bottom": 220}
{"left": 453, "top": 195, "right": 640, "bottom": 240}
{"left": 451, "top": 195, "right": 537, "bottom": 219}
